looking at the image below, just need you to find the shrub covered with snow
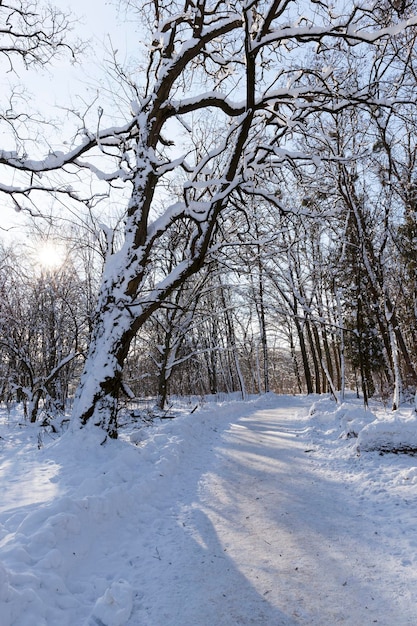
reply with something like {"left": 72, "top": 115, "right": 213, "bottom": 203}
{"left": 336, "top": 404, "right": 376, "bottom": 440}
{"left": 307, "top": 394, "right": 417, "bottom": 456}
{"left": 307, "top": 396, "right": 376, "bottom": 442}
{"left": 358, "top": 412, "right": 417, "bottom": 454}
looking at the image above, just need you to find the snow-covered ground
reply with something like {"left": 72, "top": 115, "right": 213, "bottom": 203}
{"left": 0, "top": 393, "right": 417, "bottom": 625}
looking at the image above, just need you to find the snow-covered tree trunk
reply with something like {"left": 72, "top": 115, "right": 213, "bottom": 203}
{"left": 70, "top": 211, "right": 203, "bottom": 435}
{"left": 387, "top": 311, "right": 403, "bottom": 411}
{"left": 71, "top": 298, "right": 134, "bottom": 437}
{"left": 335, "top": 289, "right": 346, "bottom": 403}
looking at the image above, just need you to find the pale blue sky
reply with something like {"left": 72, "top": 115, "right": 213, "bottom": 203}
{"left": 1, "top": 0, "right": 139, "bottom": 235}
{"left": 34, "top": 0, "right": 139, "bottom": 111}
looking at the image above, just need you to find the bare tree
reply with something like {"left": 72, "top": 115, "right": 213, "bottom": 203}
{"left": 0, "top": 0, "right": 81, "bottom": 69}
{"left": 0, "top": 241, "right": 85, "bottom": 422}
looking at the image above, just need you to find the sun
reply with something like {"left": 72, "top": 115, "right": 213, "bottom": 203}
{"left": 37, "top": 242, "right": 65, "bottom": 271}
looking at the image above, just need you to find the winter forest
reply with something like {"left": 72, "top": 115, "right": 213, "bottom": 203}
{"left": 4, "top": 2, "right": 417, "bottom": 625}
{"left": 1, "top": 0, "right": 417, "bottom": 435}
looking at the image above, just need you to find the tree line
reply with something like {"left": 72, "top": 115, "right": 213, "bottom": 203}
{"left": 1, "top": 1, "right": 417, "bottom": 436}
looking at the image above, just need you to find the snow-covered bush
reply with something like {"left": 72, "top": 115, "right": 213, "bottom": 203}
{"left": 358, "top": 413, "right": 417, "bottom": 454}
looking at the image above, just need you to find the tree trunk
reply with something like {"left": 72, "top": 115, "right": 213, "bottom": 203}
{"left": 254, "top": 227, "right": 269, "bottom": 394}
{"left": 288, "top": 321, "right": 303, "bottom": 394}
{"left": 156, "top": 337, "right": 171, "bottom": 410}
{"left": 294, "top": 315, "right": 313, "bottom": 394}
{"left": 29, "top": 389, "right": 42, "bottom": 424}
{"left": 335, "top": 289, "right": 345, "bottom": 402}
{"left": 71, "top": 239, "right": 160, "bottom": 436}
{"left": 71, "top": 310, "right": 131, "bottom": 438}
{"left": 306, "top": 319, "right": 321, "bottom": 394}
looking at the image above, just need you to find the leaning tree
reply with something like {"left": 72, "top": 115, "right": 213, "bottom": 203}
{"left": 1, "top": 0, "right": 417, "bottom": 437}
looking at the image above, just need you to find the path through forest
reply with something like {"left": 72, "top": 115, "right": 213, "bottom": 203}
{"left": 132, "top": 396, "right": 416, "bottom": 625}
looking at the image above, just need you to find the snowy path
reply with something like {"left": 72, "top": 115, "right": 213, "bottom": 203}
{"left": 134, "top": 397, "right": 417, "bottom": 625}
{"left": 1, "top": 396, "right": 417, "bottom": 625}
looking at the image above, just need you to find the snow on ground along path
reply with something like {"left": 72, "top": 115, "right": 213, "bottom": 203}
{"left": 0, "top": 395, "right": 417, "bottom": 625}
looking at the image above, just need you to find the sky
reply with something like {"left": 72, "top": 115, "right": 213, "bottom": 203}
{"left": 43, "top": 0, "right": 139, "bottom": 102}
{"left": 1, "top": 0, "right": 139, "bottom": 238}
{"left": 29, "top": 0, "right": 138, "bottom": 94}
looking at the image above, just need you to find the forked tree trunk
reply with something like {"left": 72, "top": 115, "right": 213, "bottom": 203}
{"left": 71, "top": 185, "right": 226, "bottom": 436}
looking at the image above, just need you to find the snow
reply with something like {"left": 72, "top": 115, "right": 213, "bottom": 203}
{"left": 1, "top": 394, "right": 417, "bottom": 624}
{"left": 358, "top": 410, "right": 417, "bottom": 452}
